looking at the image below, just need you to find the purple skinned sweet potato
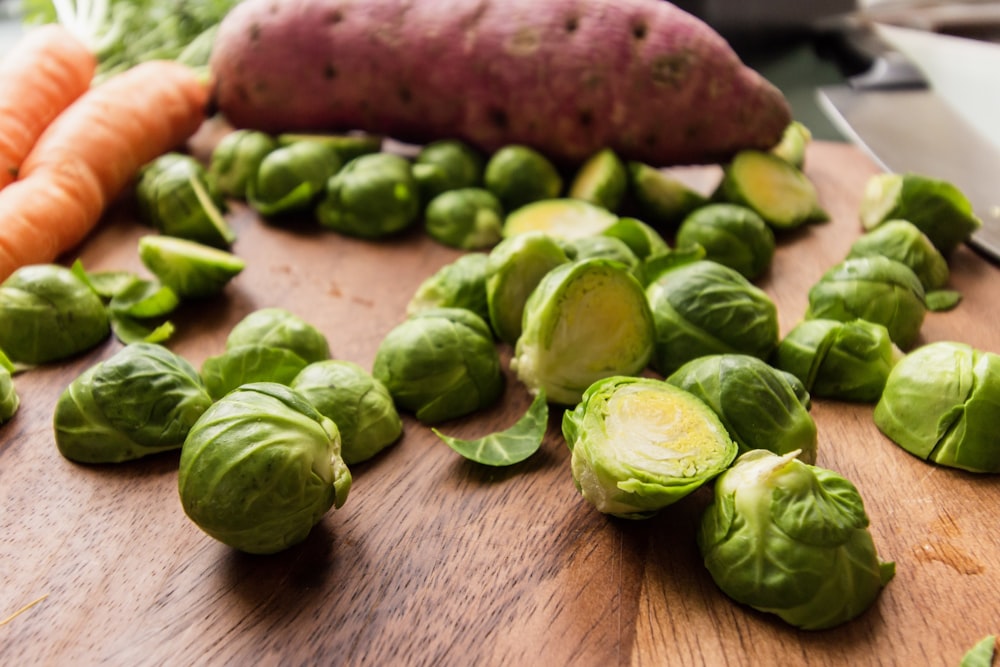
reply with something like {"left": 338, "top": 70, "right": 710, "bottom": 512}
{"left": 210, "top": 0, "right": 792, "bottom": 167}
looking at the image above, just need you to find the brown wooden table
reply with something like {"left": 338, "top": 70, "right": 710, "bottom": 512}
{"left": 2, "top": 137, "right": 998, "bottom": 666}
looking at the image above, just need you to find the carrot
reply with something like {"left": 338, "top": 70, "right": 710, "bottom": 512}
{"left": 0, "top": 60, "right": 209, "bottom": 282}
{"left": 0, "top": 24, "right": 97, "bottom": 190}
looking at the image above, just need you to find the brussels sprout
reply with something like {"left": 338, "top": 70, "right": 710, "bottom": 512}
{"left": 646, "top": 260, "right": 779, "bottom": 376}
{"left": 502, "top": 198, "right": 619, "bottom": 241}
{"left": 512, "top": 258, "right": 654, "bottom": 405}
{"left": 846, "top": 219, "right": 949, "bottom": 291}
{"left": 805, "top": 256, "right": 926, "bottom": 350}
{"left": 770, "top": 120, "right": 812, "bottom": 168}
{"left": 407, "top": 253, "right": 491, "bottom": 323}
{"left": 0, "top": 364, "right": 18, "bottom": 425}
{"left": 568, "top": 148, "right": 628, "bottom": 211}
{"left": 415, "top": 139, "right": 486, "bottom": 192}
{"left": 859, "top": 172, "right": 982, "bottom": 255}
{"left": 718, "top": 150, "right": 828, "bottom": 229}
{"left": 666, "top": 354, "right": 818, "bottom": 463}
{"left": 699, "top": 449, "right": 895, "bottom": 630}
{"left": 247, "top": 139, "right": 343, "bottom": 217}
{"left": 600, "top": 217, "right": 670, "bottom": 261}
{"left": 773, "top": 319, "right": 903, "bottom": 403}
{"left": 317, "top": 152, "right": 421, "bottom": 239}
{"left": 208, "top": 129, "right": 279, "bottom": 199}
{"left": 484, "top": 145, "right": 563, "bottom": 211}
{"left": 53, "top": 343, "right": 212, "bottom": 463}
{"left": 874, "top": 341, "right": 1000, "bottom": 473}
{"left": 627, "top": 161, "right": 707, "bottom": 228}
{"left": 138, "top": 235, "right": 245, "bottom": 299}
{"left": 373, "top": 308, "right": 503, "bottom": 424}
{"left": 202, "top": 308, "right": 331, "bottom": 399}
{"left": 560, "top": 235, "right": 640, "bottom": 277}
{"left": 485, "top": 232, "right": 570, "bottom": 345}
{"left": 424, "top": 188, "right": 504, "bottom": 250}
{"left": 674, "top": 203, "right": 775, "bottom": 280}
{"left": 291, "top": 360, "right": 403, "bottom": 465}
{"left": 0, "top": 264, "right": 110, "bottom": 365}
{"left": 562, "top": 376, "right": 737, "bottom": 518}
{"left": 136, "top": 152, "right": 235, "bottom": 248}
{"left": 178, "top": 382, "right": 351, "bottom": 554}
{"left": 278, "top": 132, "right": 383, "bottom": 164}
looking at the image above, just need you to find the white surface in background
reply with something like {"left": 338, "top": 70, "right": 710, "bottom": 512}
{"left": 877, "top": 22, "right": 1000, "bottom": 149}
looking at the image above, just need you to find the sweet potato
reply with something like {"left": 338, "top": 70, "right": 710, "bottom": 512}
{"left": 210, "top": 0, "right": 792, "bottom": 167}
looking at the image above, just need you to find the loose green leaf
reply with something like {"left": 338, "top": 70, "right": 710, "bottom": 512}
{"left": 926, "top": 289, "right": 962, "bottom": 312}
{"left": 110, "top": 315, "right": 175, "bottom": 345}
{"left": 960, "top": 635, "right": 997, "bottom": 667}
{"left": 432, "top": 390, "right": 548, "bottom": 466}
{"left": 109, "top": 279, "right": 180, "bottom": 319}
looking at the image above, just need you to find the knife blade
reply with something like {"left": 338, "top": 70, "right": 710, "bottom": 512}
{"left": 814, "top": 21, "right": 1000, "bottom": 262}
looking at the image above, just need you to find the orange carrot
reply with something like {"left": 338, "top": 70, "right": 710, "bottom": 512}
{"left": 0, "top": 60, "right": 209, "bottom": 281}
{"left": 0, "top": 24, "right": 96, "bottom": 190}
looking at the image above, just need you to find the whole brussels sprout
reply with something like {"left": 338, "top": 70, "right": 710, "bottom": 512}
{"left": 178, "top": 382, "right": 351, "bottom": 554}
{"left": 0, "top": 364, "right": 18, "bottom": 424}
{"left": 627, "top": 161, "right": 707, "bottom": 228}
{"left": 699, "top": 449, "right": 895, "bottom": 630}
{"left": 138, "top": 235, "right": 245, "bottom": 299}
{"left": 484, "top": 145, "right": 563, "bottom": 212}
{"left": 774, "top": 319, "right": 903, "bottom": 403}
{"left": 0, "top": 264, "right": 110, "bottom": 365}
{"left": 646, "top": 260, "right": 780, "bottom": 376}
{"left": 317, "top": 152, "right": 421, "bottom": 239}
{"left": 247, "top": 139, "right": 342, "bottom": 217}
{"left": 847, "top": 219, "right": 949, "bottom": 291}
{"left": 407, "top": 253, "right": 491, "bottom": 323}
{"left": 512, "top": 258, "right": 655, "bottom": 405}
{"left": 291, "top": 360, "right": 403, "bottom": 465}
{"left": 674, "top": 203, "right": 775, "bottom": 280}
{"left": 136, "top": 152, "right": 235, "bottom": 248}
{"left": 600, "top": 217, "right": 669, "bottom": 261}
{"left": 874, "top": 341, "right": 1000, "bottom": 473}
{"left": 562, "top": 376, "right": 737, "bottom": 518}
{"left": 373, "top": 308, "right": 503, "bottom": 424}
{"left": 485, "top": 232, "right": 570, "bottom": 345}
{"left": 560, "top": 235, "right": 641, "bottom": 277}
{"left": 805, "top": 256, "right": 926, "bottom": 350}
{"left": 208, "top": 129, "right": 279, "bottom": 199}
{"left": 666, "top": 354, "right": 818, "bottom": 463}
{"left": 54, "top": 343, "right": 212, "bottom": 463}
{"left": 415, "top": 139, "right": 486, "bottom": 192}
{"left": 424, "top": 188, "right": 504, "bottom": 250}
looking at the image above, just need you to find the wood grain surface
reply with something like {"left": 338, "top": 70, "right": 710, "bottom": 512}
{"left": 1, "top": 136, "right": 998, "bottom": 667}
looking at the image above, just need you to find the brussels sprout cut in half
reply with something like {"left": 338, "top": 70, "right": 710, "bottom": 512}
{"left": 770, "top": 120, "right": 812, "bottom": 169}
{"left": 699, "top": 449, "right": 895, "bottom": 630}
{"left": 626, "top": 161, "right": 707, "bottom": 228}
{"left": 373, "top": 308, "right": 503, "bottom": 424}
{"left": 0, "top": 264, "right": 110, "bottom": 365}
{"left": 501, "top": 198, "right": 619, "bottom": 241}
{"left": 646, "top": 260, "right": 779, "bottom": 376}
{"left": 562, "top": 376, "right": 737, "bottom": 518}
{"left": 666, "top": 354, "right": 817, "bottom": 463}
{"left": 512, "top": 258, "right": 655, "bottom": 405}
{"left": 178, "top": 383, "right": 351, "bottom": 555}
{"left": 874, "top": 342, "right": 1000, "bottom": 473}
{"left": 718, "top": 150, "right": 828, "bottom": 229}
{"left": 138, "top": 235, "right": 245, "bottom": 299}
{"left": 54, "top": 343, "right": 212, "bottom": 463}
{"left": 291, "top": 360, "right": 403, "bottom": 465}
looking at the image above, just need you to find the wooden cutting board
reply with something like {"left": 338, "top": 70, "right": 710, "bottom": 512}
{"left": 2, "top": 135, "right": 998, "bottom": 666}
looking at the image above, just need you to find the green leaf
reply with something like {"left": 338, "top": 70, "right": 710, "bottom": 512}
{"left": 960, "top": 635, "right": 997, "bottom": 667}
{"left": 926, "top": 289, "right": 962, "bottom": 312}
{"left": 432, "top": 390, "right": 548, "bottom": 466}
{"left": 110, "top": 315, "right": 175, "bottom": 345}
{"left": 109, "top": 279, "right": 179, "bottom": 318}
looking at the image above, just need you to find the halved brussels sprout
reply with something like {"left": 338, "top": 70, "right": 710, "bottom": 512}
{"left": 718, "top": 149, "right": 828, "bottom": 229}
{"left": 136, "top": 152, "right": 235, "bottom": 248}
{"left": 208, "top": 129, "right": 279, "bottom": 199}
{"left": 0, "top": 264, "right": 110, "bottom": 365}
{"left": 805, "top": 256, "right": 926, "bottom": 350}
{"left": 54, "top": 343, "right": 212, "bottom": 463}
{"left": 485, "top": 231, "right": 570, "bottom": 345}
{"left": 773, "top": 319, "right": 903, "bottom": 403}
{"left": 501, "top": 198, "right": 618, "bottom": 241}
{"left": 484, "top": 145, "right": 563, "bottom": 212}
{"left": 627, "top": 161, "right": 707, "bottom": 228}
{"left": 562, "top": 376, "right": 737, "bottom": 518}
{"left": 178, "top": 382, "right": 351, "bottom": 554}
{"left": 568, "top": 148, "right": 628, "bottom": 212}
{"left": 247, "top": 139, "right": 343, "bottom": 217}
{"left": 291, "top": 360, "right": 403, "bottom": 465}
{"left": 770, "top": 120, "right": 812, "bottom": 169}
{"left": 512, "top": 258, "right": 654, "bottom": 405}
{"left": 373, "top": 308, "right": 503, "bottom": 424}
{"left": 317, "top": 152, "right": 421, "bottom": 239}
{"left": 666, "top": 354, "right": 818, "bottom": 463}
{"left": 674, "top": 203, "right": 775, "bottom": 280}
{"left": 646, "top": 260, "right": 779, "bottom": 376}
{"left": 560, "top": 235, "right": 641, "bottom": 277}
{"left": 601, "top": 217, "right": 670, "bottom": 260}
{"left": 699, "top": 449, "right": 895, "bottom": 630}
{"left": 407, "top": 253, "right": 491, "bottom": 323}
{"left": 424, "top": 188, "right": 504, "bottom": 250}
{"left": 138, "top": 235, "right": 245, "bottom": 299}
{"left": 0, "top": 364, "right": 18, "bottom": 424}
{"left": 846, "top": 219, "right": 949, "bottom": 291}
{"left": 874, "top": 341, "right": 1000, "bottom": 472}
